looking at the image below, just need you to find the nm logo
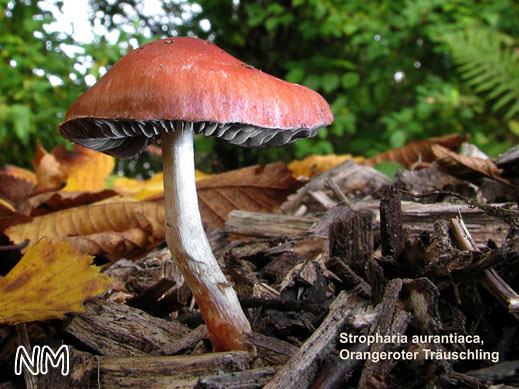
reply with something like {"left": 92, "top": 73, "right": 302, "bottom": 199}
{"left": 15, "top": 345, "right": 69, "bottom": 376}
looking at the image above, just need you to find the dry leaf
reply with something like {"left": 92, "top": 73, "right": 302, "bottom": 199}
{"left": 7, "top": 163, "right": 300, "bottom": 259}
{"left": 6, "top": 201, "right": 165, "bottom": 260}
{"left": 113, "top": 172, "right": 166, "bottom": 200}
{"left": 52, "top": 144, "right": 115, "bottom": 192}
{"left": 196, "top": 162, "right": 302, "bottom": 229}
{"left": 114, "top": 170, "right": 209, "bottom": 200}
{"left": 288, "top": 154, "right": 365, "bottom": 178}
{"left": 18, "top": 190, "right": 117, "bottom": 216}
{"left": 0, "top": 197, "right": 15, "bottom": 213}
{"left": 113, "top": 163, "right": 296, "bottom": 230}
{"left": 0, "top": 238, "right": 111, "bottom": 324}
{"left": 68, "top": 228, "right": 151, "bottom": 260}
{"left": 431, "top": 144, "right": 509, "bottom": 184}
{"left": 0, "top": 203, "right": 32, "bottom": 233}
{"left": 33, "top": 142, "right": 66, "bottom": 191}
{"left": 367, "top": 134, "right": 467, "bottom": 169}
{"left": 0, "top": 172, "right": 35, "bottom": 205}
{"left": 2, "top": 165, "right": 36, "bottom": 184}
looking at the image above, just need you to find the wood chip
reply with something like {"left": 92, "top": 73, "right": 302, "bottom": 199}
{"left": 265, "top": 292, "right": 367, "bottom": 389}
{"left": 65, "top": 300, "right": 190, "bottom": 356}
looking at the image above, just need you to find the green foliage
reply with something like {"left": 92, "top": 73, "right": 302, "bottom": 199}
{"left": 171, "top": 0, "right": 519, "bottom": 163}
{"left": 441, "top": 28, "right": 519, "bottom": 120}
{"left": 374, "top": 162, "right": 402, "bottom": 179}
{"left": 0, "top": 0, "right": 85, "bottom": 167}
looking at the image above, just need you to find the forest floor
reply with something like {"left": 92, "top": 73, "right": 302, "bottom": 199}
{"left": 1, "top": 139, "right": 519, "bottom": 388}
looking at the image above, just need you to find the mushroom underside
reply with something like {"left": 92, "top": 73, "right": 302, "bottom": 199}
{"left": 59, "top": 118, "right": 319, "bottom": 158}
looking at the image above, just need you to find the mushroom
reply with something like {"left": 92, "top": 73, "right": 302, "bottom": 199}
{"left": 59, "top": 37, "right": 333, "bottom": 351}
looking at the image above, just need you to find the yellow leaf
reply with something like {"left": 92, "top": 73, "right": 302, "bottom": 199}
{"left": 113, "top": 172, "right": 165, "bottom": 200}
{"left": 52, "top": 145, "right": 115, "bottom": 192}
{"left": 288, "top": 154, "right": 365, "bottom": 178}
{"left": 0, "top": 238, "right": 111, "bottom": 324}
{"left": 33, "top": 142, "right": 67, "bottom": 191}
{"left": 114, "top": 170, "right": 209, "bottom": 200}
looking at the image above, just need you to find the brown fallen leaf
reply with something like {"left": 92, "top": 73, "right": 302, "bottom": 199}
{"left": 0, "top": 198, "right": 16, "bottom": 214}
{"left": 0, "top": 238, "right": 111, "bottom": 324}
{"left": 288, "top": 154, "right": 365, "bottom": 178}
{"left": 2, "top": 165, "right": 37, "bottom": 184}
{"left": 0, "top": 201, "right": 32, "bottom": 233}
{"left": 6, "top": 163, "right": 300, "bottom": 259}
{"left": 196, "top": 162, "right": 302, "bottom": 230}
{"left": 52, "top": 144, "right": 115, "bottom": 192}
{"left": 431, "top": 144, "right": 510, "bottom": 185}
{"left": 6, "top": 201, "right": 165, "bottom": 260}
{"left": 17, "top": 190, "right": 117, "bottom": 216}
{"left": 67, "top": 228, "right": 151, "bottom": 260}
{"left": 367, "top": 133, "right": 467, "bottom": 169}
{"left": 33, "top": 142, "right": 67, "bottom": 191}
{"left": 115, "top": 162, "right": 300, "bottom": 229}
{"left": 0, "top": 172, "right": 35, "bottom": 205}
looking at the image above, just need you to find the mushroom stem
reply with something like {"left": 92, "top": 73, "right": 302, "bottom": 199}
{"left": 161, "top": 124, "right": 251, "bottom": 351}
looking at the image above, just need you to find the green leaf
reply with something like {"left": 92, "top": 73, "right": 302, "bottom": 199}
{"left": 389, "top": 129, "right": 407, "bottom": 148}
{"left": 341, "top": 72, "right": 360, "bottom": 88}
{"left": 374, "top": 162, "right": 402, "bottom": 179}
{"left": 508, "top": 120, "right": 519, "bottom": 136}
{"left": 321, "top": 73, "right": 340, "bottom": 93}
{"left": 286, "top": 68, "right": 305, "bottom": 83}
{"left": 303, "top": 74, "right": 321, "bottom": 90}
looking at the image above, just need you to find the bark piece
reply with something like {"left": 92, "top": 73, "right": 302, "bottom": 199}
{"left": 328, "top": 209, "right": 373, "bottom": 276}
{"left": 466, "top": 360, "right": 519, "bottom": 384}
{"left": 65, "top": 299, "right": 190, "bottom": 356}
{"left": 402, "top": 278, "right": 442, "bottom": 333}
{"left": 311, "top": 344, "right": 369, "bottom": 389}
{"left": 246, "top": 331, "right": 298, "bottom": 365}
{"left": 226, "top": 201, "right": 511, "bottom": 246}
{"left": 380, "top": 183, "right": 404, "bottom": 259}
{"left": 358, "top": 279, "right": 412, "bottom": 388}
{"left": 281, "top": 161, "right": 389, "bottom": 214}
{"left": 366, "top": 258, "right": 387, "bottom": 305}
{"left": 364, "top": 200, "right": 511, "bottom": 246}
{"left": 325, "top": 257, "right": 371, "bottom": 298}
{"left": 195, "top": 367, "right": 276, "bottom": 389}
{"left": 265, "top": 292, "right": 367, "bottom": 389}
{"left": 450, "top": 217, "right": 519, "bottom": 319}
{"left": 159, "top": 325, "right": 209, "bottom": 355}
{"left": 94, "top": 352, "right": 252, "bottom": 388}
{"left": 226, "top": 210, "right": 316, "bottom": 238}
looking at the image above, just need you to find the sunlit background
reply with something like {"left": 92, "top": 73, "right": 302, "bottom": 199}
{"left": 1, "top": 0, "right": 518, "bottom": 177}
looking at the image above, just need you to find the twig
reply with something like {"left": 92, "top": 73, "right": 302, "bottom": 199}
{"left": 450, "top": 217, "right": 519, "bottom": 320}
{"left": 325, "top": 178, "right": 352, "bottom": 208}
{"left": 400, "top": 189, "right": 519, "bottom": 228}
{"left": 0, "top": 239, "right": 29, "bottom": 251}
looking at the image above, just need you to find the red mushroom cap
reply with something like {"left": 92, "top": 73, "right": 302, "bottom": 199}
{"left": 60, "top": 37, "right": 334, "bottom": 158}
